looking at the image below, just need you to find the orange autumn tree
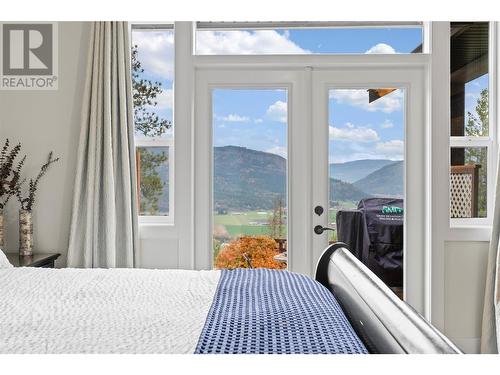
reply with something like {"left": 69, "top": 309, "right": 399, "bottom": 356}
{"left": 214, "top": 236, "right": 286, "bottom": 270}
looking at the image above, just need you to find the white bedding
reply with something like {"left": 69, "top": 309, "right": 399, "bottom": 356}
{"left": 0, "top": 267, "right": 221, "bottom": 353}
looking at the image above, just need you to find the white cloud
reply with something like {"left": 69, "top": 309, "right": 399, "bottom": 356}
{"left": 329, "top": 124, "right": 380, "bottom": 142}
{"left": 380, "top": 119, "right": 394, "bottom": 129}
{"left": 217, "top": 114, "right": 250, "bottom": 123}
{"left": 329, "top": 139, "right": 404, "bottom": 163}
{"left": 196, "top": 30, "right": 310, "bottom": 55}
{"left": 329, "top": 89, "right": 402, "bottom": 113}
{"left": 132, "top": 31, "right": 174, "bottom": 80}
{"left": 266, "top": 100, "right": 288, "bottom": 123}
{"left": 328, "top": 122, "right": 403, "bottom": 162}
{"left": 375, "top": 140, "right": 404, "bottom": 158}
{"left": 365, "top": 43, "right": 396, "bottom": 54}
{"left": 266, "top": 146, "right": 287, "bottom": 158}
{"left": 254, "top": 118, "right": 263, "bottom": 124}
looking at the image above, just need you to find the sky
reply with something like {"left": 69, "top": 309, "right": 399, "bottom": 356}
{"left": 464, "top": 73, "right": 489, "bottom": 136}
{"left": 131, "top": 27, "right": 487, "bottom": 164}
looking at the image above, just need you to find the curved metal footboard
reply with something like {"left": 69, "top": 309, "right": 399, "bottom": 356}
{"left": 315, "top": 242, "right": 461, "bottom": 354}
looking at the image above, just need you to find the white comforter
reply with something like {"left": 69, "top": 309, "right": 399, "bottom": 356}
{"left": 0, "top": 268, "right": 221, "bottom": 353}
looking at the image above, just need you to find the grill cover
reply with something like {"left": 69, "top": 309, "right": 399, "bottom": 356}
{"left": 336, "top": 198, "right": 403, "bottom": 287}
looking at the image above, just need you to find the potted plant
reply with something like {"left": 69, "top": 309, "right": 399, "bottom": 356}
{"left": 16, "top": 151, "right": 59, "bottom": 256}
{"left": 0, "top": 139, "right": 25, "bottom": 248}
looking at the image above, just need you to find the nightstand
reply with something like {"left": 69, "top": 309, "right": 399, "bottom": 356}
{"left": 6, "top": 253, "right": 60, "bottom": 268}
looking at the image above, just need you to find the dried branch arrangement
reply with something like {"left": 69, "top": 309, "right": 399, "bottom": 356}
{"left": 0, "top": 139, "right": 26, "bottom": 210}
{"left": 17, "top": 151, "right": 60, "bottom": 211}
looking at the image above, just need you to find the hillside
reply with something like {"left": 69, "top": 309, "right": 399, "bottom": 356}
{"left": 214, "top": 146, "right": 370, "bottom": 211}
{"left": 329, "top": 159, "right": 395, "bottom": 183}
{"left": 214, "top": 146, "right": 287, "bottom": 211}
{"left": 353, "top": 160, "right": 404, "bottom": 197}
{"left": 330, "top": 178, "right": 370, "bottom": 203}
{"left": 152, "top": 146, "right": 399, "bottom": 212}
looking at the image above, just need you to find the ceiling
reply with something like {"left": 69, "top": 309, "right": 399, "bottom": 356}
{"left": 450, "top": 22, "right": 489, "bottom": 78}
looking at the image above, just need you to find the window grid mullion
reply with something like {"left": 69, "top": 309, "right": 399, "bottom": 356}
{"left": 449, "top": 137, "right": 492, "bottom": 148}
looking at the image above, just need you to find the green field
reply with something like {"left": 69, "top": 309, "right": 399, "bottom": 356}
{"left": 224, "top": 225, "right": 271, "bottom": 236}
{"left": 214, "top": 210, "right": 271, "bottom": 225}
{"left": 214, "top": 202, "right": 356, "bottom": 241}
{"left": 214, "top": 210, "right": 287, "bottom": 238}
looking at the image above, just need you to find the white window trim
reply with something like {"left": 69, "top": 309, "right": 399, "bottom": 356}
{"left": 448, "top": 22, "right": 498, "bottom": 232}
{"left": 131, "top": 23, "right": 176, "bottom": 226}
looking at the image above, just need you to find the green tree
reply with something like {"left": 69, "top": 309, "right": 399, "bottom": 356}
{"left": 131, "top": 45, "right": 171, "bottom": 214}
{"left": 137, "top": 148, "right": 168, "bottom": 214}
{"left": 465, "top": 88, "right": 488, "bottom": 217}
{"left": 132, "top": 45, "right": 171, "bottom": 137}
{"left": 268, "top": 197, "right": 285, "bottom": 239}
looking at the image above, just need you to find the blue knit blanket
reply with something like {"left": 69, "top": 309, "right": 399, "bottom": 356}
{"left": 195, "top": 269, "right": 368, "bottom": 354}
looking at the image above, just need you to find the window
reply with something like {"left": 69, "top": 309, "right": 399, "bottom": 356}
{"left": 450, "top": 22, "right": 492, "bottom": 223}
{"left": 196, "top": 22, "right": 423, "bottom": 55}
{"left": 131, "top": 25, "right": 174, "bottom": 222}
{"left": 212, "top": 89, "right": 288, "bottom": 270}
{"left": 328, "top": 88, "right": 405, "bottom": 242}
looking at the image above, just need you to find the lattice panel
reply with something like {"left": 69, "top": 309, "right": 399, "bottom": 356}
{"left": 450, "top": 173, "right": 473, "bottom": 218}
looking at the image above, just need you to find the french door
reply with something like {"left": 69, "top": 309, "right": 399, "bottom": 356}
{"left": 311, "top": 68, "right": 427, "bottom": 315}
{"left": 194, "top": 69, "right": 310, "bottom": 273}
{"left": 195, "top": 65, "right": 428, "bottom": 315}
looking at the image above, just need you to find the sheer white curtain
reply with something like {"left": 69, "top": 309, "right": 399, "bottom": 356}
{"left": 481, "top": 158, "right": 500, "bottom": 353}
{"left": 67, "top": 22, "right": 139, "bottom": 268}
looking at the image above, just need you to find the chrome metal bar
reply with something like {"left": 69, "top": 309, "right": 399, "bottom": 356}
{"left": 315, "top": 243, "right": 461, "bottom": 354}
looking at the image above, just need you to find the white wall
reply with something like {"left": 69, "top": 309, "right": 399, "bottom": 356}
{"left": 429, "top": 22, "right": 495, "bottom": 354}
{"left": 443, "top": 241, "right": 489, "bottom": 353}
{"left": 0, "top": 22, "right": 91, "bottom": 267}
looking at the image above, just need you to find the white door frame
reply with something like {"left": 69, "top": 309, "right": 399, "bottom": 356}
{"left": 194, "top": 69, "right": 311, "bottom": 273}
{"left": 311, "top": 67, "right": 429, "bottom": 315}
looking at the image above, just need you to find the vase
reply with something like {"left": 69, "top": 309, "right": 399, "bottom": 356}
{"left": 19, "top": 209, "right": 33, "bottom": 256}
{"left": 0, "top": 209, "right": 4, "bottom": 248}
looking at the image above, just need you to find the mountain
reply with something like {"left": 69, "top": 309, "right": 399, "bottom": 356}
{"left": 329, "top": 159, "right": 395, "bottom": 183}
{"left": 330, "top": 178, "right": 371, "bottom": 203}
{"left": 353, "top": 160, "right": 404, "bottom": 197}
{"left": 214, "top": 146, "right": 370, "bottom": 211}
{"left": 152, "top": 146, "right": 397, "bottom": 212}
{"left": 214, "top": 146, "right": 286, "bottom": 211}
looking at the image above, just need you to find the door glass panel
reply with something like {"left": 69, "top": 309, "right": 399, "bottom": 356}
{"left": 212, "top": 89, "right": 288, "bottom": 270}
{"left": 328, "top": 88, "right": 405, "bottom": 296}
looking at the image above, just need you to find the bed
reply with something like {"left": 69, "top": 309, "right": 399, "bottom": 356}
{"left": 0, "top": 243, "right": 460, "bottom": 354}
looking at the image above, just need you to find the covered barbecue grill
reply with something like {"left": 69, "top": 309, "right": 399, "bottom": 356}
{"left": 336, "top": 198, "right": 403, "bottom": 288}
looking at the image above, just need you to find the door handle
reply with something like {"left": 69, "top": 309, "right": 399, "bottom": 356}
{"left": 314, "top": 225, "right": 335, "bottom": 235}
